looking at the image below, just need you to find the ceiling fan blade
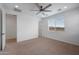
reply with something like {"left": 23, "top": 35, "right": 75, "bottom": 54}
{"left": 43, "top": 4, "right": 52, "bottom": 10}
{"left": 36, "top": 11, "right": 41, "bottom": 15}
{"left": 44, "top": 10, "right": 52, "bottom": 12}
{"left": 35, "top": 3, "right": 41, "bottom": 9}
{"left": 31, "top": 10, "right": 39, "bottom": 11}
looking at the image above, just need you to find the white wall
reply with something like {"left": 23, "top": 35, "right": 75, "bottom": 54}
{"left": 17, "top": 13, "right": 40, "bottom": 42}
{"left": 39, "top": 7, "right": 79, "bottom": 46}
{"left": 6, "top": 14, "right": 16, "bottom": 39}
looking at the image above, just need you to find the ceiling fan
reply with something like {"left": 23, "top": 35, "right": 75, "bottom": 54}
{"left": 32, "top": 3, "right": 52, "bottom": 15}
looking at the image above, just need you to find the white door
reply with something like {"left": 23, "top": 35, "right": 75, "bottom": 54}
{"left": 0, "top": 9, "right": 2, "bottom": 50}
{"left": 0, "top": 8, "right": 6, "bottom": 50}
{"left": 2, "top": 9, "right": 6, "bottom": 50}
{"left": 0, "top": 7, "right": 6, "bottom": 51}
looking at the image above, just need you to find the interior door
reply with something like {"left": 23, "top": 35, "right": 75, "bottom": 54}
{"left": 0, "top": 8, "right": 6, "bottom": 50}
{"left": 0, "top": 9, "right": 2, "bottom": 50}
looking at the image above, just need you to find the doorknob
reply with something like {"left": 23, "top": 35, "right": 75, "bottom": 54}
{"left": 1, "top": 33, "right": 5, "bottom": 35}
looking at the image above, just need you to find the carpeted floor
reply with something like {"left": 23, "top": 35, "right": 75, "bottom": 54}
{"left": 1, "top": 37, "right": 79, "bottom": 55}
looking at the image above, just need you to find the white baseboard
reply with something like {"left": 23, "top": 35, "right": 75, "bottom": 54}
{"left": 44, "top": 36, "right": 79, "bottom": 46}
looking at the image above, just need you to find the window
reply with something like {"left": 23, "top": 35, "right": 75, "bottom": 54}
{"left": 48, "top": 15, "right": 64, "bottom": 31}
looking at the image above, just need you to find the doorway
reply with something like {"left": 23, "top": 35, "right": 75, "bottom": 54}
{"left": 6, "top": 14, "right": 17, "bottom": 45}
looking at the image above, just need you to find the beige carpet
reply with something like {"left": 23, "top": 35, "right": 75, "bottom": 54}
{"left": 1, "top": 37, "right": 79, "bottom": 55}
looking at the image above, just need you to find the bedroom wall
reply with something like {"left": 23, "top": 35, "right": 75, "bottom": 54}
{"left": 39, "top": 7, "right": 79, "bottom": 45}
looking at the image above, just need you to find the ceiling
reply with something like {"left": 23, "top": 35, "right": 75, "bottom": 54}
{"left": 2, "top": 3, "right": 79, "bottom": 18}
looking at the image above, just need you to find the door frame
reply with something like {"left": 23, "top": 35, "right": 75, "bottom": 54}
{"left": 6, "top": 14, "right": 17, "bottom": 43}
{"left": 0, "top": 9, "right": 2, "bottom": 50}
